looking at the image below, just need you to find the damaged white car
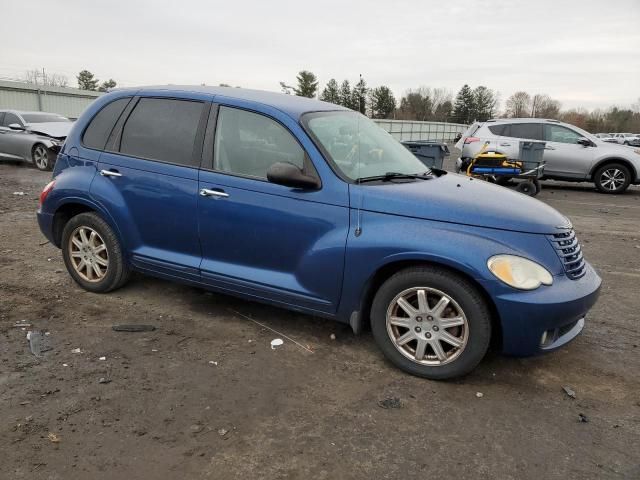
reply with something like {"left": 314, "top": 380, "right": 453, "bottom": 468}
{"left": 0, "top": 110, "right": 73, "bottom": 171}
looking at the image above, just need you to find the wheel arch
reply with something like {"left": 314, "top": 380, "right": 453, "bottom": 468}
{"left": 51, "top": 199, "right": 122, "bottom": 249}
{"left": 357, "top": 259, "right": 503, "bottom": 349}
{"left": 589, "top": 157, "right": 638, "bottom": 182}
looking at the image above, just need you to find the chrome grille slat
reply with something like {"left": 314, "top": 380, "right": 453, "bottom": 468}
{"left": 548, "top": 229, "right": 586, "bottom": 280}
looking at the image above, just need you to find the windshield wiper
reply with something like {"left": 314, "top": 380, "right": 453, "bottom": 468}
{"left": 356, "top": 171, "right": 432, "bottom": 183}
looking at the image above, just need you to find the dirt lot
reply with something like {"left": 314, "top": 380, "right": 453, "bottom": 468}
{"left": 1, "top": 157, "right": 639, "bottom": 480}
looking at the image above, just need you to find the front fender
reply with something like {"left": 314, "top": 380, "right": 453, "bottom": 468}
{"left": 336, "top": 210, "right": 564, "bottom": 322}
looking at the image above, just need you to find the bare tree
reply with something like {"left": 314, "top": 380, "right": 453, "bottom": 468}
{"left": 531, "top": 94, "right": 561, "bottom": 118}
{"left": 505, "top": 91, "right": 531, "bottom": 118}
{"left": 24, "top": 69, "right": 68, "bottom": 87}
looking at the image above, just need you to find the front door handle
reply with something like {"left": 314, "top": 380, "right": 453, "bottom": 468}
{"left": 200, "top": 188, "right": 229, "bottom": 198}
{"left": 499, "top": 142, "right": 511, "bottom": 146}
{"left": 544, "top": 146, "right": 555, "bottom": 150}
{"left": 100, "top": 169, "right": 122, "bottom": 177}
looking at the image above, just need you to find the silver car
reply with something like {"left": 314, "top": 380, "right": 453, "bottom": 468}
{"left": 612, "top": 133, "right": 640, "bottom": 147}
{"left": 0, "top": 110, "right": 73, "bottom": 171}
{"left": 594, "top": 133, "right": 618, "bottom": 143}
{"left": 456, "top": 118, "right": 640, "bottom": 194}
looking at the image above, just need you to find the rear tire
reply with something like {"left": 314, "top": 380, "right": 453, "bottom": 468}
{"left": 32, "top": 144, "right": 51, "bottom": 171}
{"left": 370, "top": 266, "right": 491, "bottom": 380}
{"left": 61, "top": 212, "right": 130, "bottom": 293}
{"left": 594, "top": 163, "right": 631, "bottom": 194}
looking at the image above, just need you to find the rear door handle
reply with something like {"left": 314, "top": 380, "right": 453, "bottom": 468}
{"left": 544, "top": 146, "right": 555, "bottom": 150}
{"left": 200, "top": 188, "right": 229, "bottom": 198}
{"left": 100, "top": 169, "right": 122, "bottom": 177}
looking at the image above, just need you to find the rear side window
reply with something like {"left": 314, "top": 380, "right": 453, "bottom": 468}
{"left": 119, "top": 98, "right": 203, "bottom": 166}
{"left": 507, "top": 123, "right": 542, "bottom": 140}
{"left": 214, "top": 106, "right": 305, "bottom": 179}
{"left": 487, "top": 124, "right": 507, "bottom": 135}
{"left": 83, "top": 98, "right": 130, "bottom": 150}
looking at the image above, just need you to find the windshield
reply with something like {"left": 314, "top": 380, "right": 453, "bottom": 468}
{"left": 22, "top": 113, "right": 70, "bottom": 123}
{"left": 303, "top": 111, "right": 428, "bottom": 181}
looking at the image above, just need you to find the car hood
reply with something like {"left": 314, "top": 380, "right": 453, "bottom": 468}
{"left": 355, "top": 173, "right": 571, "bottom": 234}
{"left": 26, "top": 122, "right": 73, "bottom": 139}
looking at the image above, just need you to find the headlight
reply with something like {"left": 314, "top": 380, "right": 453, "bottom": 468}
{"left": 487, "top": 255, "right": 553, "bottom": 290}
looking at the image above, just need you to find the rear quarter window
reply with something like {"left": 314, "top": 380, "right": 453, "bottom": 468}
{"left": 487, "top": 124, "right": 507, "bottom": 135}
{"left": 83, "top": 98, "right": 131, "bottom": 150}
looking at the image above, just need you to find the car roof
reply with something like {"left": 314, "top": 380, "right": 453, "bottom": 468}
{"left": 114, "top": 85, "right": 349, "bottom": 120}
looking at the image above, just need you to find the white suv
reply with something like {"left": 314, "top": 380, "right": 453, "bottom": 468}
{"left": 455, "top": 118, "right": 640, "bottom": 194}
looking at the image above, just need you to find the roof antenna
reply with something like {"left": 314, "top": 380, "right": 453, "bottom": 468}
{"left": 355, "top": 76, "right": 363, "bottom": 237}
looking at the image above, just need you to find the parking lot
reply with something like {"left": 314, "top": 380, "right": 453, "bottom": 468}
{"left": 1, "top": 155, "right": 639, "bottom": 479}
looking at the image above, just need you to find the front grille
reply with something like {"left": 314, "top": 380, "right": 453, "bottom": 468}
{"left": 548, "top": 230, "right": 586, "bottom": 280}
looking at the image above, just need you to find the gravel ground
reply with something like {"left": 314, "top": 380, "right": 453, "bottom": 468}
{"left": 1, "top": 155, "right": 639, "bottom": 479}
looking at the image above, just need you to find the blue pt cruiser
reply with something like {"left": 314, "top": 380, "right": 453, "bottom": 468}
{"left": 37, "top": 86, "right": 601, "bottom": 379}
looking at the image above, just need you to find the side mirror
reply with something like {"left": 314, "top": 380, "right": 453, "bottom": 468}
{"left": 8, "top": 123, "right": 24, "bottom": 131}
{"left": 267, "top": 162, "right": 320, "bottom": 190}
{"left": 577, "top": 138, "right": 592, "bottom": 147}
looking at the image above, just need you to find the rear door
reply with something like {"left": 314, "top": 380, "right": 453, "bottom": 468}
{"left": 499, "top": 122, "right": 543, "bottom": 161}
{"left": 91, "top": 94, "right": 210, "bottom": 280}
{"left": 541, "top": 124, "right": 594, "bottom": 179}
{"left": 197, "top": 102, "right": 350, "bottom": 314}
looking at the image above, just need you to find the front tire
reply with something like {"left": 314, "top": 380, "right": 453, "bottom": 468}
{"left": 370, "top": 266, "right": 491, "bottom": 380}
{"left": 32, "top": 144, "right": 51, "bottom": 171}
{"left": 61, "top": 212, "right": 130, "bottom": 293}
{"left": 594, "top": 163, "right": 631, "bottom": 194}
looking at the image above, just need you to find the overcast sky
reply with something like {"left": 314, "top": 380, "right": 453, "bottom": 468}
{"left": 2, "top": 0, "right": 639, "bottom": 111}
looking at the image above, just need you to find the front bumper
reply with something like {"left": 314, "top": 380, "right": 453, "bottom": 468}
{"left": 487, "top": 261, "right": 601, "bottom": 356}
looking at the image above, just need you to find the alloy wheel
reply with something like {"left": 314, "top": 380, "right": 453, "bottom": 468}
{"left": 68, "top": 226, "right": 109, "bottom": 282}
{"left": 600, "top": 168, "right": 626, "bottom": 191}
{"left": 33, "top": 145, "right": 48, "bottom": 170}
{"left": 386, "top": 287, "right": 469, "bottom": 366}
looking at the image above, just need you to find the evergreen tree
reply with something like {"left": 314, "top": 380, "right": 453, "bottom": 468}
{"left": 352, "top": 76, "right": 368, "bottom": 114}
{"left": 472, "top": 86, "right": 497, "bottom": 122}
{"left": 370, "top": 86, "right": 396, "bottom": 119}
{"left": 98, "top": 79, "right": 117, "bottom": 92}
{"left": 452, "top": 84, "right": 474, "bottom": 123}
{"left": 294, "top": 70, "right": 318, "bottom": 98}
{"left": 77, "top": 70, "right": 99, "bottom": 91}
{"left": 338, "top": 80, "right": 352, "bottom": 109}
{"left": 320, "top": 79, "right": 340, "bottom": 104}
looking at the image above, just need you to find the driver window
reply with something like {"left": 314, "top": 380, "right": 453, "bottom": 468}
{"left": 214, "top": 106, "right": 305, "bottom": 179}
{"left": 544, "top": 125, "right": 582, "bottom": 144}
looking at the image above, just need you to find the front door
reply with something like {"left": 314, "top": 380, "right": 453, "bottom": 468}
{"left": 542, "top": 124, "right": 594, "bottom": 179}
{"left": 198, "top": 104, "right": 349, "bottom": 314}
